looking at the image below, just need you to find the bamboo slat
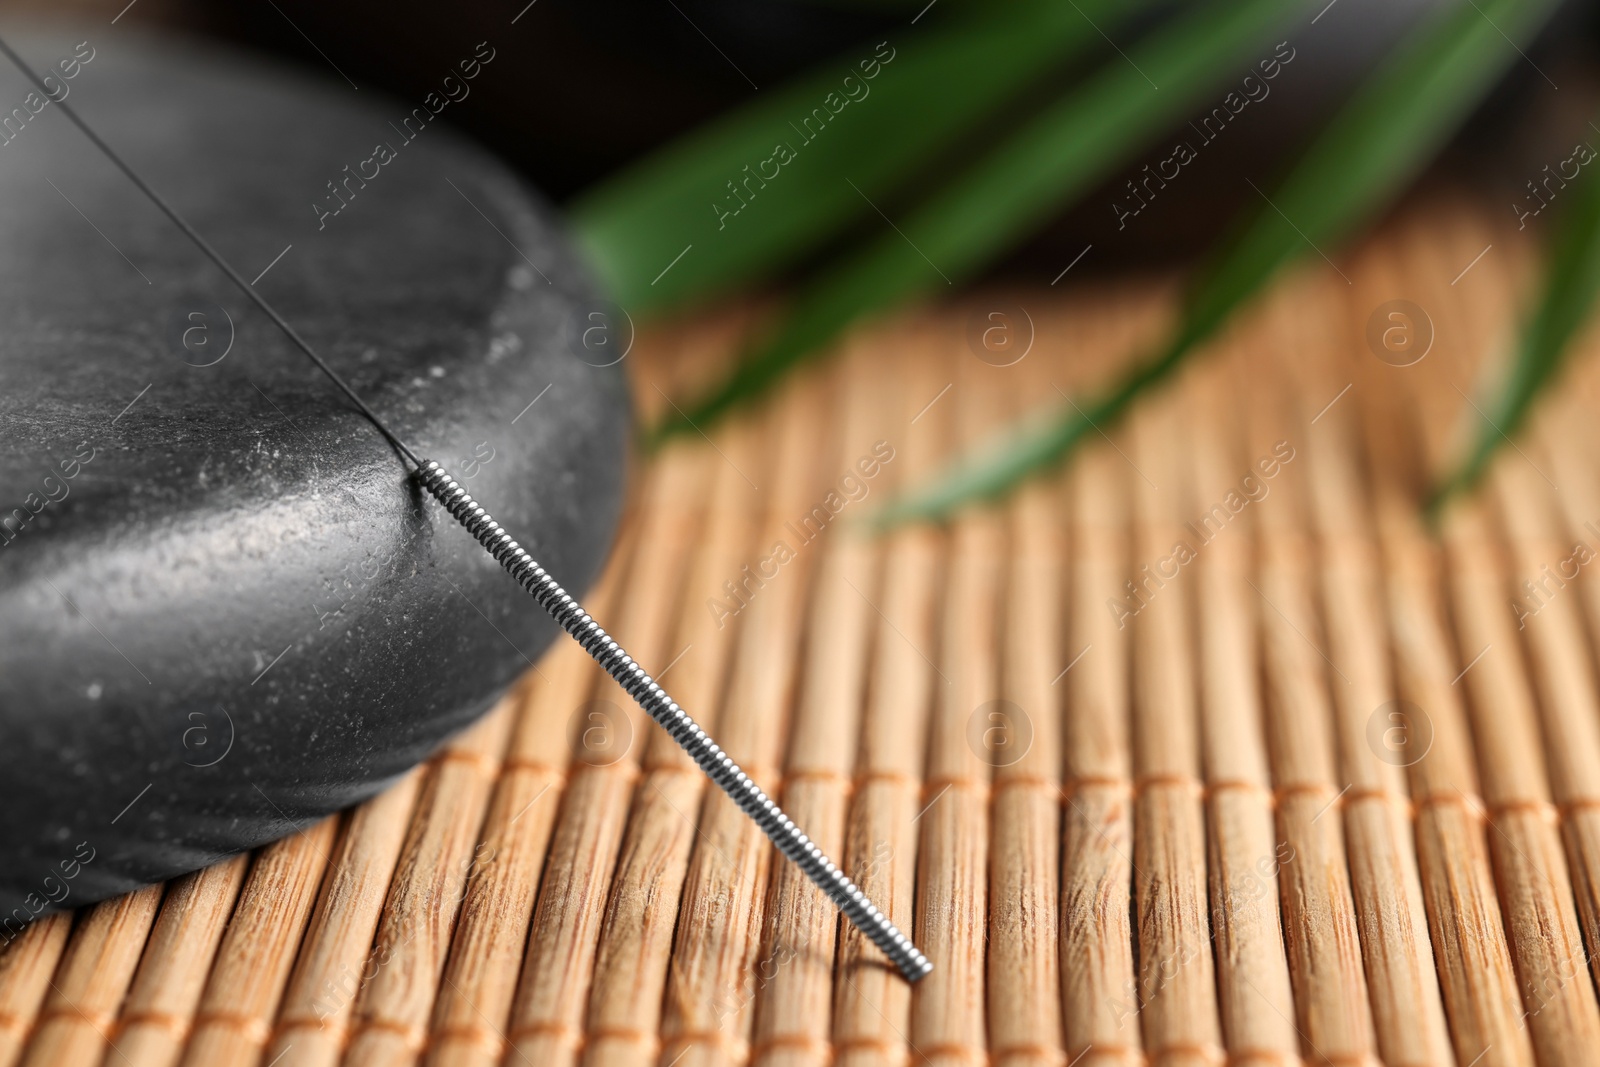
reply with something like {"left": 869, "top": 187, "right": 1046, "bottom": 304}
{"left": 337, "top": 700, "right": 514, "bottom": 1067}
{"left": 1245, "top": 339, "right": 1377, "bottom": 1066}
{"left": 262, "top": 771, "right": 421, "bottom": 1067}
{"left": 1413, "top": 223, "right": 1600, "bottom": 1066}
{"left": 748, "top": 343, "right": 892, "bottom": 1067}
{"left": 576, "top": 436, "right": 746, "bottom": 1067}
{"left": 181, "top": 817, "right": 338, "bottom": 1066}
{"left": 1281, "top": 279, "right": 1454, "bottom": 1067}
{"left": 1535, "top": 399, "right": 1600, "bottom": 983}
{"left": 22, "top": 884, "right": 161, "bottom": 1067}
{"left": 420, "top": 526, "right": 631, "bottom": 1067}
{"left": 503, "top": 420, "right": 757, "bottom": 1067}
{"left": 1348, "top": 226, "right": 1532, "bottom": 1067}
{"left": 423, "top": 589, "right": 613, "bottom": 1067}
{"left": 657, "top": 370, "right": 832, "bottom": 1067}
{"left": 1127, "top": 384, "right": 1222, "bottom": 1067}
{"left": 1061, "top": 440, "right": 1137, "bottom": 1066}
{"left": 909, "top": 338, "right": 1004, "bottom": 1067}
{"left": 987, "top": 328, "right": 1067, "bottom": 1067}
{"left": 1191, "top": 349, "right": 1299, "bottom": 1067}
{"left": 832, "top": 321, "right": 947, "bottom": 1067}
{"left": 118, "top": 856, "right": 249, "bottom": 1067}
{"left": 0, "top": 914, "right": 70, "bottom": 1067}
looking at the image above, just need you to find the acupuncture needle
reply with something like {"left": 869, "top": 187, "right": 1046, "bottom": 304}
{"left": 0, "top": 35, "right": 933, "bottom": 982}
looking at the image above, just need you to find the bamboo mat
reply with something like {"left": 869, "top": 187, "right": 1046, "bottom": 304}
{"left": 7, "top": 201, "right": 1600, "bottom": 1067}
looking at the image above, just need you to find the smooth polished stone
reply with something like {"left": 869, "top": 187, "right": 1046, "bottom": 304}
{"left": 0, "top": 25, "right": 628, "bottom": 928}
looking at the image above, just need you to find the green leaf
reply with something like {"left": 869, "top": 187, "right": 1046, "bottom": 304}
{"left": 878, "top": 0, "right": 1563, "bottom": 526}
{"left": 650, "top": 0, "right": 1305, "bottom": 442}
{"left": 571, "top": 0, "right": 1144, "bottom": 313}
{"left": 1431, "top": 143, "right": 1600, "bottom": 509}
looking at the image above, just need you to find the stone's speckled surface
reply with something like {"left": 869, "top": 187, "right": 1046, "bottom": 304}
{"left": 0, "top": 26, "right": 628, "bottom": 925}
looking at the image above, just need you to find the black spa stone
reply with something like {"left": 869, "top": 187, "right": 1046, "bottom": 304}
{"left": 0, "top": 26, "right": 628, "bottom": 927}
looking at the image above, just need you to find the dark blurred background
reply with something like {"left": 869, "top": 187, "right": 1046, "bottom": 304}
{"left": 20, "top": 0, "right": 1600, "bottom": 277}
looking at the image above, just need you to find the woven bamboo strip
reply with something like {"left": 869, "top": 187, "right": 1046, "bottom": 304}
{"left": 1535, "top": 357, "right": 1600, "bottom": 656}
{"left": 1493, "top": 452, "right": 1600, "bottom": 1006}
{"left": 578, "top": 433, "right": 752, "bottom": 1066}
{"left": 116, "top": 855, "right": 249, "bottom": 1067}
{"left": 1243, "top": 313, "right": 1376, "bottom": 1065}
{"left": 1126, "top": 381, "right": 1222, "bottom": 1067}
{"left": 436, "top": 321, "right": 744, "bottom": 1067}
{"left": 336, "top": 694, "right": 514, "bottom": 1067}
{"left": 1061, "top": 431, "right": 1136, "bottom": 1067}
{"left": 261, "top": 768, "right": 422, "bottom": 1067}
{"left": 832, "top": 322, "right": 948, "bottom": 1067}
{"left": 576, "top": 464, "right": 750, "bottom": 1067}
{"left": 1280, "top": 275, "right": 1454, "bottom": 1067}
{"left": 504, "top": 418, "right": 762, "bottom": 1067}
{"left": 1528, "top": 387, "right": 1600, "bottom": 889}
{"left": 1439, "top": 496, "right": 1600, "bottom": 1064}
{"left": 657, "top": 370, "right": 833, "bottom": 1067}
{"left": 1535, "top": 369, "right": 1600, "bottom": 1005}
{"left": 747, "top": 342, "right": 892, "bottom": 1067}
{"left": 471, "top": 320, "right": 758, "bottom": 1067}
{"left": 986, "top": 316, "right": 1067, "bottom": 1067}
{"left": 1189, "top": 353, "right": 1298, "bottom": 1067}
{"left": 986, "top": 517, "right": 1064, "bottom": 1067}
{"left": 907, "top": 340, "right": 1004, "bottom": 1067}
{"left": 1539, "top": 357, "right": 1600, "bottom": 720}
{"left": 1368, "top": 488, "right": 1532, "bottom": 1067}
{"left": 0, "top": 914, "right": 70, "bottom": 1067}
{"left": 422, "top": 552, "right": 627, "bottom": 1067}
{"left": 1345, "top": 224, "right": 1531, "bottom": 1067}
{"left": 422, "top": 617, "right": 612, "bottom": 1067}
{"left": 1402, "top": 219, "right": 1600, "bottom": 1064}
{"left": 179, "top": 816, "right": 339, "bottom": 1066}
{"left": 1497, "top": 402, "right": 1600, "bottom": 954}
{"left": 19, "top": 883, "right": 161, "bottom": 1067}
{"left": 1438, "top": 220, "right": 1600, "bottom": 1055}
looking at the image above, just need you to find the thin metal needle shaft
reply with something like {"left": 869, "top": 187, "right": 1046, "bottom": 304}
{"left": 0, "top": 36, "right": 418, "bottom": 468}
{"left": 0, "top": 36, "right": 933, "bottom": 981}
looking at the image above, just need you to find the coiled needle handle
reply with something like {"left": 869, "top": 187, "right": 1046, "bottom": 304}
{"left": 416, "top": 461, "right": 933, "bottom": 983}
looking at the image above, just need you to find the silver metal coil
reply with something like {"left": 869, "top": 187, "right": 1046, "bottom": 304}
{"left": 416, "top": 460, "right": 932, "bottom": 983}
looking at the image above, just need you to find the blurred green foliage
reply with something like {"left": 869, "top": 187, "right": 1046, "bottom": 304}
{"left": 573, "top": 0, "right": 1583, "bottom": 523}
